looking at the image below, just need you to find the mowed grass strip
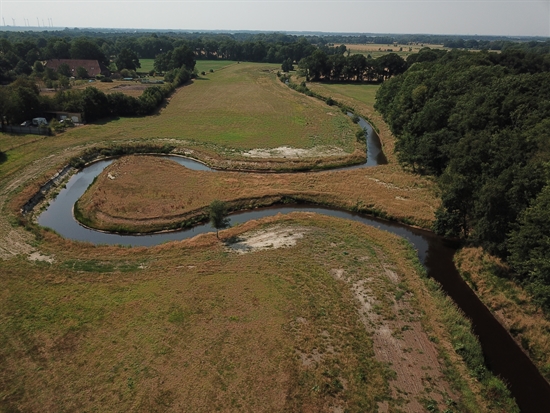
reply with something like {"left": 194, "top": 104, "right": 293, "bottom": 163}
{"left": 195, "top": 60, "right": 238, "bottom": 73}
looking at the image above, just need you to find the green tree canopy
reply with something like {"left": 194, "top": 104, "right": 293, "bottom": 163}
{"left": 115, "top": 48, "right": 141, "bottom": 72}
{"left": 209, "top": 200, "right": 229, "bottom": 238}
{"left": 70, "top": 38, "right": 108, "bottom": 66}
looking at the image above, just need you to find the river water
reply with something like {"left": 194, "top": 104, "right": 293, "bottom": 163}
{"left": 36, "top": 122, "right": 550, "bottom": 411}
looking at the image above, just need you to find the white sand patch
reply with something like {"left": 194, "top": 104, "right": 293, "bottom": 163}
{"left": 28, "top": 252, "right": 54, "bottom": 263}
{"left": 227, "top": 226, "right": 307, "bottom": 254}
{"left": 242, "top": 146, "right": 346, "bottom": 159}
{"left": 330, "top": 268, "right": 346, "bottom": 280}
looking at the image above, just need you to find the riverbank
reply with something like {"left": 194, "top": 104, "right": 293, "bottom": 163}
{"left": 456, "top": 247, "right": 550, "bottom": 383}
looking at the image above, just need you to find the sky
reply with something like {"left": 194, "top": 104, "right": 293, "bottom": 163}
{"left": 0, "top": 0, "right": 548, "bottom": 37}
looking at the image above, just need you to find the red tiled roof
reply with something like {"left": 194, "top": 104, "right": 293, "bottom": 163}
{"left": 44, "top": 59, "right": 106, "bottom": 77}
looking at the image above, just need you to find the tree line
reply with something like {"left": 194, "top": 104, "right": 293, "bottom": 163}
{"left": 297, "top": 49, "right": 407, "bottom": 82}
{"left": 3, "top": 28, "right": 545, "bottom": 83}
{"left": 375, "top": 46, "right": 550, "bottom": 312}
{"left": 0, "top": 65, "right": 193, "bottom": 125}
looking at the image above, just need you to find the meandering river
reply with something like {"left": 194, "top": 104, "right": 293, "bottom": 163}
{"left": 36, "top": 122, "right": 550, "bottom": 412}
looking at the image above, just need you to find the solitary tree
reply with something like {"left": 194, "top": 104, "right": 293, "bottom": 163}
{"left": 209, "top": 200, "right": 229, "bottom": 238}
{"left": 281, "top": 58, "right": 294, "bottom": 72}
{"left": 115, "top": 48, "right": 141, "bottom": 72}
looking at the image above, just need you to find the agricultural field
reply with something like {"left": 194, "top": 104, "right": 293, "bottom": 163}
{"left": 345, "top": 43, "right": 448, "bottom": 59}
{"left": 195, "top": 60, "right": 238, "bottom": 73}
{"left": 138, "top": 58, "right": 155, "bottom": 73}
{"left": 0, "top": 60, "right": 519, "bottom": 412}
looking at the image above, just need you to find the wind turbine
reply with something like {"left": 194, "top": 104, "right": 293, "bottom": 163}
{"left": 12, "top": 18, "right": 15, "bottom": 27}
{"left": 2, "top": 18, "right": 5, "bottom": 27}
{"left": 37, "top": 17, "right": 40, "bottom": 27}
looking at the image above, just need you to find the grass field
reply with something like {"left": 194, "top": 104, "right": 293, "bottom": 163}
{"left": 138, "top": 58, "right": 155, "bottom": 73}
{"left": 195, "top": 60, "right": 238, "bottom": 73}
{"left": 308, "top": 83, "right": 379, "bottom": 107}
{"left": 139, "top": 59, "right": 236, "bottom": 74}
{"left": 43, "top": 62, "right": 357, "bottom": 153}
{"left": 1, "top": 210, "right": 501, "bottom": 412}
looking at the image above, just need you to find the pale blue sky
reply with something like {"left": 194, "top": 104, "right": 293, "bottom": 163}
{"left": 1, "top": 0, "right": 548, "bottom": 37}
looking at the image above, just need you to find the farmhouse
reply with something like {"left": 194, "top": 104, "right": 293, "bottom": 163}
{"left": 44, "top": 59, "right": 110, "bottom": 77}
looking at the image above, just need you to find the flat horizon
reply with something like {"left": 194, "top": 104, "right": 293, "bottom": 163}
{"left": 1, "top": 0, "right": 548, "bottom": 38}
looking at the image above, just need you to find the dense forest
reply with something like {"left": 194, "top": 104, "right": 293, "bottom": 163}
{"left": 375, "top": 43, "right": 550, "bottom": 311}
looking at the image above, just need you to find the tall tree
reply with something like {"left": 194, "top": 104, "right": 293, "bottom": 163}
{"left": 209, "top": 200, "right": 229, "bottom": 238}
{"left": 70, "top": 38, "right": 108, "bottom": 66}
{"left": 115, "top": 48, "right": 141, "bottom": 71}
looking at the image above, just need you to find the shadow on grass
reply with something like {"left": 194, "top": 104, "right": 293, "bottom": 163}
{"left": 0, "top": 151, "right": 7, "bottom": 164}
{"left": 89, "top": 116, "right": 122, "bottom": 126}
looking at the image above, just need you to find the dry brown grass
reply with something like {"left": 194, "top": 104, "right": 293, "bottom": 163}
{"left": 1, "top": 212, "right": 492, "bottom": 412}
{"left": 456, "top": 247, "right": 550, "bottom": 381}
{"left": 0, "top": 59, "right": 505, "bottom": 412}
{"left": 75, "top": 155, "right": 438, "bottom": 233}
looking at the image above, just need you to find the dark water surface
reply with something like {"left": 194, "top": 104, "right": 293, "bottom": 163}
{"left": 36, "top": 131, "right": 550, "bottom": 411}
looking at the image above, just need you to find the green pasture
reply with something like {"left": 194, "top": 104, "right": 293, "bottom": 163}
{"left": 138, "top": 59, "right": 238, "bottom": 74}
{"left": 49, "top": 62, "right": 356, "bottom": 153}
{"left": 309, "top": 83, "right": 380, "bottom": 107}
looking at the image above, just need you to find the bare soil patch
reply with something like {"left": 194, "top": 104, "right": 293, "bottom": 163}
{"left": 242, "top": 146, "right": 347, "bottom": 159}
{"left": 226, "top": 225, "right": 308, "bottom": 254}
